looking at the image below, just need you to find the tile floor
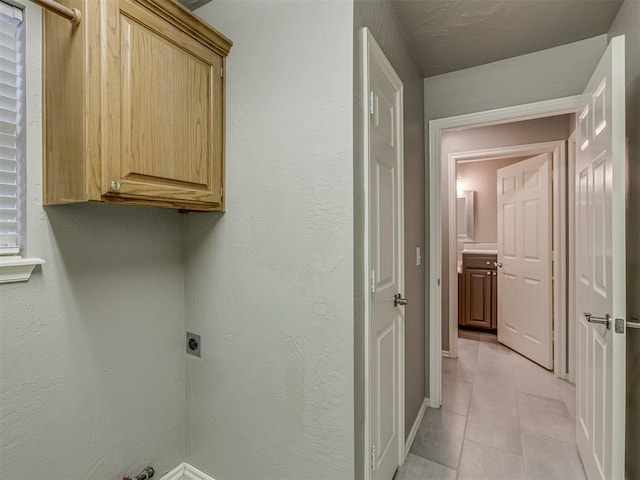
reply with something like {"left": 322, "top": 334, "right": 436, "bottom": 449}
{"left": 396, "top": 333, "right": 586, "bottom": 480}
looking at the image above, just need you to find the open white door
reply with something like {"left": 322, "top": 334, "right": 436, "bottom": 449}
{"left": 496, "top": 153, "right": 553, "bottom": 369}
{"left": 575, "top": 35, "right": 626, "bottom": 480}
{"left": 363, "top": 30, "right": 405, "bottom": 480}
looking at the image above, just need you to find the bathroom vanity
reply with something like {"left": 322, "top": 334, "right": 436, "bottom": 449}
{"left": 459, "top": 252, "right": 498, "bottom": 331}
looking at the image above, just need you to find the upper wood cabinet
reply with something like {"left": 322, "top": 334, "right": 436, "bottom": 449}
{"left": 43, "top": 0, "right": 232, "bottom": 211}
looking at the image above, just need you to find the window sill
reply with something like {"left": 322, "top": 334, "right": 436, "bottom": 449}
{"left": 0, "top": 256, "right": 45, "bottom": 284}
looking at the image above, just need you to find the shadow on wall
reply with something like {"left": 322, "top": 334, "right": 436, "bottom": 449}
{"left": 41, "top": 202, "right": 185, "bottom": 413}
{"left": 0, "top": 201, "right": 186, "bottom": 479}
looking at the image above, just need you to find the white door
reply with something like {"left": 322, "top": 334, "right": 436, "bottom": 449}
{"left": 575, "top": 35, "right": 626, "bottom": 480}
{"left": 365, "top": 30, "right": 405, "bottom": 480}
{"left": 497, "top": 153, "right": 553, "bottom": 369}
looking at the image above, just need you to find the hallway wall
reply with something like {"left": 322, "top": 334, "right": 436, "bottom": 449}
{"left": 607, "top": 3, "right": 640, "bottom": 478}
{"left": 353, "top": 1, "right": 426, "bottom": 475}
{"left": 186, "top": 2, "right": 355, "bottom": 478}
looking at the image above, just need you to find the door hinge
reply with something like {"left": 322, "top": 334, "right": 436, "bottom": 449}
{"left": 370, "top": 444, "right": 376, "bottom": 472}
{"left": 369, "top": 91, "right": 374, "bottom": 115}
{"left": 370, "top": 269, "right": 376, "bottom": 293}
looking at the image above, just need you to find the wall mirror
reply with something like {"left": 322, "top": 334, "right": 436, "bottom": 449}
{"left": 456, "top": 190, "right": 475, "bottom": 242}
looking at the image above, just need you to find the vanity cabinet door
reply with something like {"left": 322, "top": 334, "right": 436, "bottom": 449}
{"left": 463, "top": 268, "right": 493, "bottom": 330}
{"left": 491, "top": 271, "right": 498, "bottom": 329}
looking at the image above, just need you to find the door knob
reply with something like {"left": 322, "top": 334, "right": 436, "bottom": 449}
{"left": 494, "top": 261, "right": 503, "bottom": 268}
{"left": 394, "top": 294, "right": 408, "bottom": 307}
{"left": 584, "top": 312, "right": 611, "bottom": 330}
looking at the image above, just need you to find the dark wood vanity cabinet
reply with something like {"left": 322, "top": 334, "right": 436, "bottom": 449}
{"left": 460, "top": 253, "right": 498, "bottom": 331}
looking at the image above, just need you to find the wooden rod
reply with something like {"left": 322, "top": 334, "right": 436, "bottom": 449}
{"left": 32, "top": 0, "right": 81, "bottom": 26}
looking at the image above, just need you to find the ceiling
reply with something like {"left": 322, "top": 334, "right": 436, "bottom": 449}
{"left": 180, "top": 0, "right": 623, "bottom": 78}
{"left": 391, "top": 0, "right": 623, "bottom": 77}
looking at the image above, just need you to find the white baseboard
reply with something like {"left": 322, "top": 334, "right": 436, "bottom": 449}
{"left": 159, "top": 464, "right": 185, "bottom": 480}
{"left": 159, "top": 462, "right": 215, "bottom": 480}
{"left": 404, "top": 397, "right": 428, "bottom": 460}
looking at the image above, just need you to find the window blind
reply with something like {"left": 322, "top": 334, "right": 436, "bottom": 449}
{"left": 0, "top": 2, "right": 23, "bottom": 256}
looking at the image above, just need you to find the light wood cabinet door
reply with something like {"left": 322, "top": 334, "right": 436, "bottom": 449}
{"left": 104, "top": 0, "right": 224, "bottom": 207}
{"left": 44, "top": 0, "right": 232, "bottom": 211}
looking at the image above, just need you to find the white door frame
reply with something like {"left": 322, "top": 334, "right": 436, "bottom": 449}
{"left": 567, "top": 129, "right": 577, "bottom": 384}
{"left": 445, "top": 141, "right": 566, "bottom": 375}
{"left": 428, "top": 96, "right": 582, "bottom": 408}
{"left": 361, "top": 27, "right": 405, "bottom": 479}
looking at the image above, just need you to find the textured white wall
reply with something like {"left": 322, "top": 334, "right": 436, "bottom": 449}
{"left": 607, "top": 3, "right": 640, "bottom": 478}
{"left": 352, "top": 1, "right": 425, "bottom": 475}
{"left": 186, "top": 2, "right": 354, "bottom": 478}
{"left": 0, "top": 3, "right": 186, "bottom": 479}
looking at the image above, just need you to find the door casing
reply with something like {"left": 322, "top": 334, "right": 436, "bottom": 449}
{"left": 444, "top": 141, "right": 566, "bottom": 377}
{"left": 427, "top": 96, "right": 582, "bottom": 407}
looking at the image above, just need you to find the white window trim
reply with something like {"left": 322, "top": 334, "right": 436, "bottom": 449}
{"left": 0, "top": 0, "right": 43, "bottom": 284}
{"left": 0, "top": 256, "right": 44, "bottom": 283}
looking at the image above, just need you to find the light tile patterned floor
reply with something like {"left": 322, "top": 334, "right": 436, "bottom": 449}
{"left": 397, "top": 334, "right": 587, "bottom": 480}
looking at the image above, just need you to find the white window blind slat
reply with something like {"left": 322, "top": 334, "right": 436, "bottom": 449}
{"left": 0, "top": 82, "right": 15, "bottom": 98}
{"left": 0, "top": 196, "right": 16, "bottom": 210}
{"left": 0, "top": 96, "right": 16, "bottom": 112}
{"left": 0, "top": 158, "right": 14, "bottom": 171}
{"left": 0, "top": 5, "right": 22, "bottom": 254}
{"left": 0, "top": 148, "right": 17, "bottom": 160}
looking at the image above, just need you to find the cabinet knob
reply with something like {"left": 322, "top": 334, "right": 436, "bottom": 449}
{"left": 486, "top": 271, "right": 491, "bottom": 276}
{"left": 111, "top": 180, "right": 121, "bottom": 192}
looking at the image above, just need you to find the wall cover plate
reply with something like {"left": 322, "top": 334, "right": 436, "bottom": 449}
{"left": 186, "top": 332, "right": 201, "bottom": 357}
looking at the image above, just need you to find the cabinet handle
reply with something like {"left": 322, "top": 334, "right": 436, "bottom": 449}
{"left": 111, "top": 180, "right": 121, "bottom": 192}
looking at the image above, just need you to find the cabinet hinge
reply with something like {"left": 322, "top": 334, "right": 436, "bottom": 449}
{"left": 220, "top": 186, "right": 223, "bottom": 198}
{"left": 220, "top": 67, "right": 223, "bottom": 78}
{"left": 370, "top": 445, "right": 376, "bottom": 472}
{"left": 369, "top": 91, "right": 374, "bottom": 115}
{"left": 370, "top": 269, "right": 376, "bottom": 293}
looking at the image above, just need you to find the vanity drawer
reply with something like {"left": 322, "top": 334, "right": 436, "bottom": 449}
{"left": 463, "top": 253, "right": 497, "bottom": 269}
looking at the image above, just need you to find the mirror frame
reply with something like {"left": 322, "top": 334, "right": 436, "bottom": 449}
{"left": 456, "top": 190, "right": 475, "bottom": 242}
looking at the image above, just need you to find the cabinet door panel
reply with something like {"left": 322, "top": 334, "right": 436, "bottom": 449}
{"left": 463, "top": 269, "right": 492, "bottom": 329}
{"left": 107, "top": 0, "right": 223, "bottom": 206}
{"left": 491, "top": 273, "right": 497, "bottom": 329}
